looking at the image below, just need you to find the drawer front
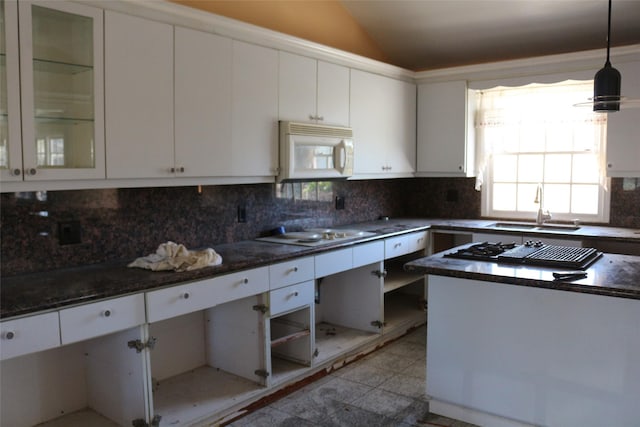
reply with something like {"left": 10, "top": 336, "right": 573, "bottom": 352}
{"left": 60, "top": 294, "right": 145, "bottom": 345}
{"left": 1, "top": 312, "right": 60, "bottom": 360}
{"left": 353, "top": 240, "right": 384, "bottom": 268}
{"left": 215, "top": 266, "right": 269, "bottom": 306}
{"left": 146, "top": 266, "right": 269, "bottom": 323}
{"left": 408, "top": 231, "right": 428, "bottom": 253}
{"left": 315, "top": 247, "right": 353, "bottom": 278}
{"left": 269, "top": 256, "right": 314, "bottom": 290}
{"left": 270, "top": 280, "right": 314, "bottom": 316}
{"left": 385, "top": 235, "right": 410, "bottom": 259}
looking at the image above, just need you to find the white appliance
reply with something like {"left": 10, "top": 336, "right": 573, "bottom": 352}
{"left": 278, "top": 121, "right": 354, "bottom": 182}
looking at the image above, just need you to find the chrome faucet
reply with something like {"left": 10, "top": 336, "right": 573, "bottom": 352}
{"left": 534, "top": 183, "right": 552, "bottom": 225}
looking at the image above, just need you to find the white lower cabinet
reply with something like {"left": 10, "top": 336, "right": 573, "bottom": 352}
{"left": 148, "top": 295, "right": 268, "bottom": 426}
{"left": 0, "top": 240, "right": 430, "bottom": 426}
{"left": 1, "top": 315, "right": 147, "bottom": 427}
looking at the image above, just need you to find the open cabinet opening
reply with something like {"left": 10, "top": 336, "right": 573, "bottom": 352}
{"left": 148, "top": 295, "right": 266, "bottom": 426}
{"left": 0, "top": 327, "right": 146, "bottom": 427}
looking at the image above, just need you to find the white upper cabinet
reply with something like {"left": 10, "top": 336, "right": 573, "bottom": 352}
{"left": 105, "top": 11, "right": 174, "bottom": 179}
{"left": 231, "top": 40, "right": 279, "bottom": 177}
{"left": 278, "top": 51, "right": 349, "bottom": 126}
{"left": 0, "top": 0, "right": 21, "bottom": 182}
{"left": 174, "top": 26, "right": 232, "bottom": 178}
{"left": 606, "top": 60, "right": 640, "bottom": 177}
{"left": 0, "top": 0, "right": 104, "bottom": 182}
{"left": 416, "top": 80, "right": 475, "bottom": 177}
{"left": 350, "top": 69, "right": 416, "bottom": 178}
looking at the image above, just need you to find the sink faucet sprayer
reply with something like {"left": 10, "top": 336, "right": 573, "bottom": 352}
{"left": 534, "top": 183, "right": 552, "bottom": 225}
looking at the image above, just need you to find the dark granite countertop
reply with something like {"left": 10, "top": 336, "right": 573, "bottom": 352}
{"left": 3, "top": 218, "right": 639, "bottom": 319}
{"left": 404, "top": 244, "right": 640, "bottom": 300}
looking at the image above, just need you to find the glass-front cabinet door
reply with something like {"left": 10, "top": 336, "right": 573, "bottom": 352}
{"left": 17, "top": 0, "right": 104, "bottom": 181}
{"left": 0, "top": 0, "right": 22, "bottom": 182}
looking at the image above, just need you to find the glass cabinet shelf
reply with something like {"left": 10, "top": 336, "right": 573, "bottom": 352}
{"left": 33, "top": 57, "right": 92, "bottom": 75}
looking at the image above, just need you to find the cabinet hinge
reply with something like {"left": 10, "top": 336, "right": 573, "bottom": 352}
{"left": 313, "top": 348, "right": 319, "bottom": 358}
{"left": 254, "top": 369, "right": 270, "bottom": 378}
{"left": 252, "top": 304, "right": 268, "bottom": 314}
{"left": 371, "top": 269, "right": 387, "bottom": 278}
{"left": 131, "top": 415, "right": 161, "bottom": 427}
{"left": 127, "top": 337, "right": 157, "bottom": 353}
{"left": 370, "top": 320, "right": 385, "bottom": 329}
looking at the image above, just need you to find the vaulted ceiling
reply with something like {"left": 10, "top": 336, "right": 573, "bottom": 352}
{"left": 173, "top": 0, "right": 640, "bottom": 71}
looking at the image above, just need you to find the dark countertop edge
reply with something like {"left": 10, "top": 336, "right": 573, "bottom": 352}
{"left": 404, "top": 252, "right": 640, "bottom": 301}
{"left": 2, "top": 219, "right": 639, "bottom": 319}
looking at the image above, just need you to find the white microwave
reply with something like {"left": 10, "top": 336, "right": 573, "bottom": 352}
{"left": 278, "top": 121, "right": 354, "bottom": 182}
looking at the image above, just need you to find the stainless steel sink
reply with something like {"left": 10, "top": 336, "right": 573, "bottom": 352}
{"left": 486, "top": 222, "right": 580, "bottom": 232}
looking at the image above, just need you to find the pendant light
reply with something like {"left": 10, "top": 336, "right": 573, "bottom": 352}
{"left": 593, "top": 0, "right": 620, "bottom": 112}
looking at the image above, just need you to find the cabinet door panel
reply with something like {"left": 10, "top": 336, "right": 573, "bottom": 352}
{"left": 59, "top": 294, "right": 145, "bottom": 344}
{"left": 18, "top": 1, "right": 105, "bottom": 181}
{"left": 417, "top": 80, "right": 472, "bottom": 176}
{"left": 606, "top": 61, "right": 640, "bottom": 177}
{"left": 279, "top": 51, "right": 316, "bottom": 122}
{"left": 317, "top": 60, "right": 350, "bottom": 126}
{"left": 175, "top": 27, "right": 232, "bottom": 177}
{"left": 0, "top": 312, "right": 60, "bottom": 360}
{"left": 232, "top": 41, "right": 278, "bottom": 177}
{"left": 105, "top": 11, "right": 173, "bottom": 179}
{"left": 0, "top": 0, "right": 23, "bottom": 182}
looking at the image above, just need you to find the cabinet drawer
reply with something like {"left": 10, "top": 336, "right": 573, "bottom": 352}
{"left": 270, "top": 280, "right": 314, "bottom": 316}
{"left": 353, "top": 240, "right": 384, "bottom": 268}
{"left": 315, "top": 247, "right": 353, "bottom": 277}
{"left": 269, "top": 257, "right": 314, "bottom": 290}
{"left": 146, "top": 267, "right": 269, "bottom": 323}
{"left": 59, "top": 294, "right": 145, "bottom": 345}
{"left": 1, "top": 312, "right": 60, "bottom": 360}
{"left": 408, "top": 231, "right": 428, "bottom": 253}
{"left": 385, "top": 235, "right": 410, "bottom": 259}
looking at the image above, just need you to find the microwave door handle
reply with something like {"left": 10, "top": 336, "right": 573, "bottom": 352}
{"left": 335, "top": 141, "right": 346, "bottom": 173}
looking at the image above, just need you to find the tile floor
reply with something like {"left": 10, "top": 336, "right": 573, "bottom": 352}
{"left": 226, "top": 326, "right": 477, "bottom": 427}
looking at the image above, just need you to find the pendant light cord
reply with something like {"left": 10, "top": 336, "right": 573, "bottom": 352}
{"left": 606, "top": 0, "right": 612, "bottom": 64}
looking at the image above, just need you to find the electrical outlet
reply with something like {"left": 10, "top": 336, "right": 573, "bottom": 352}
{"left": 335, "top": 196, "right": 345, "bottom": 210}
{"left": 58, "top": 221, "right": 81, "bottom": 245}
{"left": 237, "top": 206, "right": 247, "bottom": 223}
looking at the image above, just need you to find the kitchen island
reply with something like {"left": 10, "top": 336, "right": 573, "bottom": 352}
{"left": 405, "top": 247, "right": 640, "bottom": 427}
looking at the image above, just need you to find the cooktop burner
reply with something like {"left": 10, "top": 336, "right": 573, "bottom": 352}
{"left": 445, "top": 241, "right": 602, "bottom": 270}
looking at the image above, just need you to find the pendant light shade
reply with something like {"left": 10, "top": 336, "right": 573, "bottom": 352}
{"left": 593, "top": 0, "right": 621, "bottom": 112}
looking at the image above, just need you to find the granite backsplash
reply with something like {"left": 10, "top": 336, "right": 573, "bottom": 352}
{"left": 1, "top": 177, "right": 638, "bottom": 276}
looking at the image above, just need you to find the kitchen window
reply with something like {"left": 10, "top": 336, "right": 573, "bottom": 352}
{"left": 475, "top": 80, "right": 610, "bottom": 223}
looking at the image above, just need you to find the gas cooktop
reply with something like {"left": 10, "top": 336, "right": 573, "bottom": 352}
{"left": 256, "top": 228, "right": 376, "bottom": 247}
{"left": 445, "top": 241, "right": 602, "bottom": 270}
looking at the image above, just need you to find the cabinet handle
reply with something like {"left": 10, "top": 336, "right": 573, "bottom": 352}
{"left": 242, "top": 278, "right": 249, "bottom": 284}
{"left": 290, "top": 291, "right": 299, "bottom": 298}
{"left": 102, "top": 309, "right": 112, "bottom": 317}
{"left": 458, "top": 165, "right": 463, "bottom": 170}
{"left": 607, "top": 163, "right": 612, "bottom": 168}
{"left": 182, "top": 292, "right": 190, "bottom": 300}
{"left": 24, "top": 168, "right": 37, "bottom": 176}
{"left": 2, "top": 331, "right": 15, "bottom": 340}
{"left": 317, "top": 116, "right": 324, "bottom": 121}
{"left": 12, "top": 168, "right": 21, "bottom": 176}
{"left": 289, "top": 266, "right": 298, "bottom": 273}
{"left": 179, "top": 166, "right": 185, "bottom": 173}
{"left": 394, "top": 242, "right": 402, "bottom": 248}
{"left": 309, "top": 114, "right": 315, "bottom": 120}
{"left": 170, "top": 167, "right": 175, "bottom": 173}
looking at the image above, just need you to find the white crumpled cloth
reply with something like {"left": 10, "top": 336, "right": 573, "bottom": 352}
{"left": 128, "top": 241, "right": 222, "bottom": 272}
